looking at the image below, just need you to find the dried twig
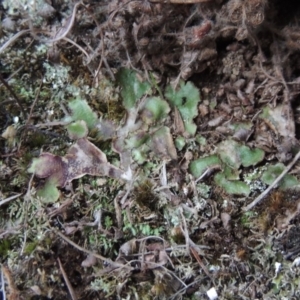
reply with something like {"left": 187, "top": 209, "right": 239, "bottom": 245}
{"left": 25, "top": 81, "right": 43, "bottom": 126}
{"left": 168, "top": 277, "right": 203, "bottom": 300}
{"left": 0, "top": 29, "right": 30, "bottom": 53}
{"left": 179, "top": 207, "right": 190, "bottom": 255}
{"left": 21, "top": 174, "right": 35, "bottom": 256}
{"left": 243, "top": 150, "right": 300, "bottom": 211}
{"left": 48, "top": 2, "right": 81, "bottom": 43}
{"left": 190, "top": 246, "right": 215, "bottom": 285}
{"left": 0, "top": 225, "right": 23, "bottom": 238}
{"left": 62, "top": 37, "right": 91, "bottom": 61}
{"left": 0, "top": 73, "right": 27, "bottom": 119}
{"left": 54, "top": 229, "right": 130, "bottom": 270}
{"left": 57, "top": 258, "right": 78, "bottom": 300}
{"left": 1, "top": 265, "right": 20, "bottom": 299}
{"left": 179, "top": 207, "right": 214, "bottom": 284}
{"left": 0, "top": 66, "right": 23, "bottom": 88}
{"left": 0, "top": 193, "right": 22, "bottom": 207}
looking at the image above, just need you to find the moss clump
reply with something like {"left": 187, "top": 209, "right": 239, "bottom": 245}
{"left": 133, "top": 179, "right": 158, "bottom": 211}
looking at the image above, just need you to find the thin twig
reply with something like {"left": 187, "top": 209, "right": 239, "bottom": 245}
{"left": 34, "top": 121, "right": 71, "bottom": 128}
{"left": 54, "top": 229, "right": 107, "bottom": 261}
{"left": 53, "top": 229, "right": 129, "bottom": 269}
{"left": 179, "top": 208, "right": 214, "bottom": 284}
{"left": 0, "top": 66, "right": 23, "bottom": 88}
{"left": 243, "top": 150, "right": 300, "bottom": 211}
{"left": 1, "top": 265, "right": 20, "bottom": 299}
{"left": 20, "top": 174, "right": 35, "bottom": 256}
{"left": 179, "top": 207, "right": 190, "bottom": 255}
{"left": 48, "top": 2, "right": 81, "bottom": 43}
{"left": 57, "top": 258, "right": 78, "bottom": 300}
{"left": 168, "top": 277, "right": 203, "bottom": 300}
{"left": 190, "top": 246, "right": 215, "bottom": 285}
{"left": 0, "top": 73, "right": 27, "bottom": 119}
{"left": 0, "top": 193, "right": 23, "bottom": 207}
{"left": 62, "top": 37, "right": 91, "bottom": 61}
{"left": 0, "top": 29, "right": 30, "bottom": 53}
{"left": 26, "top": 81, "right": 43, "bottom": 126}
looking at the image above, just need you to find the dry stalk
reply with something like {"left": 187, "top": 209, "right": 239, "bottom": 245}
{"left": 1, "top": 265, "right": 20, "bottom": 299}
{"left": 243, "top": 149, "right": 300, "bottom": 211}
{"left": 57, "top": 258, "right": 78, "bottom": 300}
{"left": 62, "top": 37, "right": 91, "bottom": 61}
{"left": 25, "top": 81, "right": 42, "bottom": 126}
{"left": 0, "top": 73, "right": 27, "bottom": 119}
{"left": 0, "top": 29, "right": 30, "bottom": 53}
{"left": 179, "top": 207, "right": 214, "bottom": 284}
{"left": 48, "top": 2, "right": 81, "bottom": 44}
{"left": 168, "top": 278, "right": 203, "bottom": 300}
{"left": 20, "top": 174, "right": 35, "bottom": 256}
{"left": 0, "top": 193, "right": 23, "bottom": 207}
{"left": 53, "top": 229, "right": 131, "bottom": 270}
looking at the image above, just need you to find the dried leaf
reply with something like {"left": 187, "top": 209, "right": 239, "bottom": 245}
{"left": 174, "top": 107, "right": 185, "bottom": 135}
{"left": 119, "top": 239, "right": 137, "bottom": 256}
{"left": 29, "top": 138, "right": 125, "bottom": 188}
{"left": 149, "top": 127, "right": 177, "bottom": 160}
{"left": 221, "top": 212, "right": 231, "bottom": 229}
{"left": 1, "top": 125, "right": 17, "bottom": 147}
{"left": 81, "top": 254, "right": 97, "bottom": 268}
{"left": 276, "top": 200, "right": 300, "bottom": 231}
{"left": 260, "top": 104, "right": 295, "bottom": 138}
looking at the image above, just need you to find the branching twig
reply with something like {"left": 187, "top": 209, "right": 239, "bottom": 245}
{"left": 243, "top": 150, "right": 300, "bottom": 211}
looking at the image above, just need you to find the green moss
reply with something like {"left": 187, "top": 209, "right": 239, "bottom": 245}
{"left": 24, "top": 241, "right": 38, "bottom": 255}
{"left": 133, "top": 179, "right": 158, "bottom": 211}
{"left": 0, "top": 239, "right": 11, "bottom": 256}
